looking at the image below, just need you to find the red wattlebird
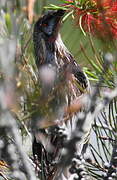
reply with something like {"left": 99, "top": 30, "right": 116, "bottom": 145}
{"left": 32, "top": 10, "right": 90, "bottom": 179}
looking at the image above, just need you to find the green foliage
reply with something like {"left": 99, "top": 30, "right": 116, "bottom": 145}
{"left": 5, "top": 13, "right": 12, "bottom": 34}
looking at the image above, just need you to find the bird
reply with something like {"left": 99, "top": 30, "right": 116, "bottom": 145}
{"left": 32, "top": 9, "right": 90, "bottom": 180}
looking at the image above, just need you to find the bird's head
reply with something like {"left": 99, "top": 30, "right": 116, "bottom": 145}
{"left": 35, "top": 10, "right": 65, "bottom": 38}
{"left": 33, "top": 10, "right": 65, "bottom": 67}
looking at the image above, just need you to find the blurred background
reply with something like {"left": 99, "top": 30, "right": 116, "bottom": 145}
{"left": 0, "top": 0, "right": 102, "bottom": 68}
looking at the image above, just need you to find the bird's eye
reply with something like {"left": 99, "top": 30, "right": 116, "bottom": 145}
{"left": 43, "top": 23, "right": 48, "bottom": 27}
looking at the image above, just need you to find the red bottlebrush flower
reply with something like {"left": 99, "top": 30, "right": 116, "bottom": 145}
{"left": 71, "top": 0, "right": 117, "bottom": 39}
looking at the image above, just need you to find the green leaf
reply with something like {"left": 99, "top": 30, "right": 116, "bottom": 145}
{"left": 5, "top": 13, "right": 12, "bottom": 34}
{"left": 44, "top": 4, "right": 67, "bottom": 10}
{"left": 62, "top": 10, "right": 73, "bottom": 22}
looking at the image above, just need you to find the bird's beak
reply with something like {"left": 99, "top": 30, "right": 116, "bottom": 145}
{"left": 48, "top": 9, "right": 65, "bottom": 26}
{"left": 54, "top": 9, "right": 66, "bottom": 17}
{"left": 52, "top": 9, "right": 66, "bottom": 23}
